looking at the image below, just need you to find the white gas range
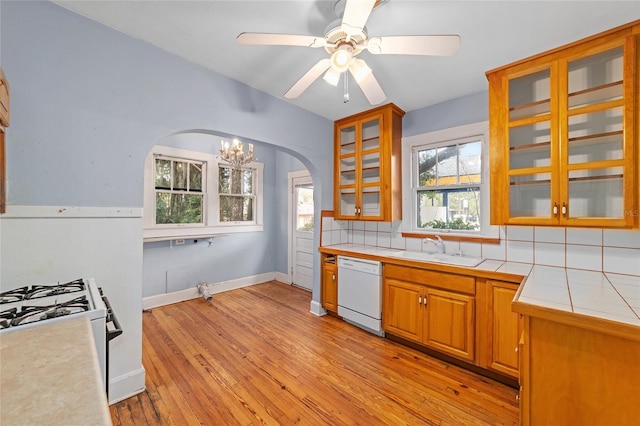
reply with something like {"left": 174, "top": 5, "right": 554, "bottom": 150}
{"left": 0, "top": 278, "right": 122, "bottom": 397}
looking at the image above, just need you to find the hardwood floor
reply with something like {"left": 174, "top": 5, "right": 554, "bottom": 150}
{"left": 110, "top": 281, "right": 519, "bottom": 425}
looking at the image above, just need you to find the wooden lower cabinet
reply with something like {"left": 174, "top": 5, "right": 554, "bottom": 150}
{"left": 519, "top": 315, "right": 640, "bottom": 425}
{"left": 321, "top": 256, "right": 338, "bottom": 313}
{"left": 487, "top": 280, "right": 521, "bottom": 378}
{"left": 383, "top": 264, "right": 475, "bottom": 362}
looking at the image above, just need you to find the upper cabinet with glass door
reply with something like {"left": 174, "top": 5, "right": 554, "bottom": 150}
{"left": 487, "top": 20, "right": 639, "bottom": 228}
{"left": 334, "top": 103, "right": 405, "bottom": 221}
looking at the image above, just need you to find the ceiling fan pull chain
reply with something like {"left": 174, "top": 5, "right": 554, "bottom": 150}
{"left": 343, "top": 72, "right": 350, "bottom": 103}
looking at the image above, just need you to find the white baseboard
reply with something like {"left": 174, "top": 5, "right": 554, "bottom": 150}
{"left": 274, "top": 271, "right": 289, "bottom": 284}
{"left": 109, "top": 366, "right": 146, "bottom": 405}
{"left": 142, "top": 272, "right": 277, "bottom": 310}
{"left": 309, "top": 300, "right": 326, "bottom": 316}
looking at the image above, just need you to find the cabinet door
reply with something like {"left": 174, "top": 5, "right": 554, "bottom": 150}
{"left": 321, "top": 263, "right": 338, "bottom": 313}
{"left": 358, "top": 116, "right": 383, "bottom": 220}
{"left": 336, "top": 122, "right": 358, "bottom": 218}
{"left": 560, "top": 39, "right": 636, "bottom": 227}
{"left": 423, "top": 288, "right": 475, "bottom": 361}
{"left": 488, "top": 281, "right": 520, "bottom": 377}
{"left": 382, "top": 278, "right": 423, "bottom": 342}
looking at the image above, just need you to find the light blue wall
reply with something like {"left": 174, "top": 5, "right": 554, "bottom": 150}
{"left": 2, "top": 1, "right": 491, "bottom": 301}
{"left": 2, "top": 1, "right": 328, "bottom": 299}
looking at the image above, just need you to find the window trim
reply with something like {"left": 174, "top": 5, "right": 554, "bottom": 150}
{"left": 143, "top": 145, "right": 263, "bottom": 242}
{"left": 401, "top": 121, "right": 498, "bottom": 239}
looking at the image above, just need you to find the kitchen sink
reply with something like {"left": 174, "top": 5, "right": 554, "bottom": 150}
{"left": 388, "top": 251, "right": 484, "bottom": 267}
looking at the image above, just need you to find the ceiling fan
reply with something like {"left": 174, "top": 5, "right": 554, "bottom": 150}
{"left": 237, "top": 0, "right": 461, "bottom": 105}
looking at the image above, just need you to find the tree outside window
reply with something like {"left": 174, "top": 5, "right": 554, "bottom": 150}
{"left": 219, "top": 166, "right": 255, "bottom": 222}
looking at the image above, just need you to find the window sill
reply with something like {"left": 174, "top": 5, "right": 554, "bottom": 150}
{"left": 401, "top": 231, "right": 500, "bottom": 244}
{"left": 143, "top": 224, "right": 262, "bottom": 242}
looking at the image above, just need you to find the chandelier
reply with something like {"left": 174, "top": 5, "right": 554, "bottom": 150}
{"left": 220, "top": 138, "right": 254, "bottom": 169}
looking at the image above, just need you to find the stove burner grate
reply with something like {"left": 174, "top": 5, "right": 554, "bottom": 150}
{"left": 0, "top": 287, "right": 29, "bottom": 305}
{"left": 0, "top": 307, "right": 17, "bottom": 329}
{"left": 11, "top": 296, "right": 89, "bottom": 327}
{"left": 25, "top": 279, "right": 85, "bottom": 300}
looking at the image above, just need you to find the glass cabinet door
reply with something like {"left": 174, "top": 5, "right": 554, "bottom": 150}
{"left": 506, "top": 67, "right": 555, "bottom": 220}
{"left": 359, "top": 117, "right": 381, "bottom": 218}
{"left": 338, "top": 124, "right": 357, "bottom": 217}
{"left": 564, "top": 46, "right": 626, "bottom": 222}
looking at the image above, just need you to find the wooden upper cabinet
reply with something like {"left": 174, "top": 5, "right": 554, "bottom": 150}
{"left": 334, "top": 103, "right": 404, "bottom": 221}
{"left": 0, "top": 67, "right": 9, "bottom": 128}
{"left": 487, "top": 21, "right": 639, "bottom": 228}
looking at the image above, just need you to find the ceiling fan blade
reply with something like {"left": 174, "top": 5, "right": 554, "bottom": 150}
{"left": 237, "top": 32, "right": 327, "bottom": 48}
{"left": 367, "top": 35, "right": 461, "bottom": 56}
{"left": 351, "top": 68, "right": 386, "bottom": 105}
{"left": 284, "top": 58, "right": 331, "bottom": 99}
{"left": 341, "top": 0, "right": 376, "bottom": 38}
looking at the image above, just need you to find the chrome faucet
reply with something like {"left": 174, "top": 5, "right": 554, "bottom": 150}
{"left": 425, "top": 235, "right": 446, "bottom": 254}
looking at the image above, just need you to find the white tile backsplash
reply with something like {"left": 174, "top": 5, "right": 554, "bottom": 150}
{"left": 319, "top": 218, "right": 639, "bottom": 277}
{"left": 566, "top": 228, "right": 603, "bottom": 246}
{"left": 534, "top": 242, "right": 565, "bottom": 267}
{"left": 603, "top": 229, "right": 640, "bottom": 249}
{"left": 507, "top": 240, "right": 534, "bottom": 263}
{"left": 507, "top": 226, "right": 534, "bottom": 241}
{"left": 603, "top": 247, "right": 640, "bottom": 275}
{"left": 566, "top": 244, "right": 602, "bottom": 271}
{"left": 535, "top": 227, "right": 566, "bottom": 244}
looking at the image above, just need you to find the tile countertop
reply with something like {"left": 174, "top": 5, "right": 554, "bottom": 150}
{"left": 320, "top": 243, "right": 640, "bottom": 342}
{"left": 0, "top": 316, "right": 112, "bottom": 426}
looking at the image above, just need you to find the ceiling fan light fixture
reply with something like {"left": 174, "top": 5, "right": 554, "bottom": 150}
{"left": 350, "top": 58, "right": 372, "bottom": 83}
{"left": 330, "top": 44, "right": 353, "bottom": 72}
{"left": 323, "top": 67, "right": 341, "bottom": 86}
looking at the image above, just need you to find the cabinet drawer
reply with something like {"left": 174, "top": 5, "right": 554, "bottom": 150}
{"left": 383, "top": 264, "right": 475, "bottom": 295}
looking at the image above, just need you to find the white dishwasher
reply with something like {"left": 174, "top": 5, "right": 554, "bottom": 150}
{"left": 337, "top": 256, "right": 384, "bottom": 336}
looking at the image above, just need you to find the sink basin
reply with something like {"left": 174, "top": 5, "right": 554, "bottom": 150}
{"left": 388, "top": 251, "right": 484, "bottom": 267}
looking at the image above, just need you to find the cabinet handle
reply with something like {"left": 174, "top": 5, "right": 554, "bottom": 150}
{"left": 553, "top": 203, "right": 558, "bottom": 217}
{"left": 515, "top": 347, "right": 518, "bottom": 353}
{"left": 515, "top": 394, "right": 520, "bottom": 402}
{"left": 418, "top": 296, "right": 422, "bottom": 305}
{"left": 562, "top": 203, "right": 567, "bottom": 217}
{"left": 332, "top": 274, "right": 335, "bottom": 280}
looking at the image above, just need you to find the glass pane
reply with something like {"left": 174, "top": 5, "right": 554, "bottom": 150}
{"left": 155, "top": 159, "right": 171, "bottom": 189}
{"left": 568, "top": 107, "right": 623, "bottom": 165}
{"left": 219, "top": 167, "right": 230, "bottom": 193}
{"left": 509, "top": 69, "right": 551, "bottom": 120}
{"left": 509, "top": 121, "right": 551, "bottom": 169}
{"left": 417, "top": 148, "right": 437, "bottom": 186}
{"left": 339, "top": 157, "right": 356, "bottom": 186}
{"left": 242, "top": 170, "right": 253, "bottom": 195}
{"left": 509, "top": 173, "right": 551, "bottom": 217}
{"left": 220, "top": 195, "right": 253, "bottom": 222}
{"left": 172, "top": 161, "right": 188, "bottom": 191}
{"left": 568, "top": 47, "right": 623, "bottom": 109}
{"left": 156, "top": 192, "right": 203, "bottom": 224}
{"left": 340, "top": 190, "right": 356, "bottom": 216}
{"left": 568, "top": 167, "right": 623, "bottom": 218}
{"left": 361, "top": 190, "right": 380, "bottom": 217}
{"left": 436, "top": 146, "right": 458, "bottom": 185}
{"left": 361, "top": 152, "right": 380, "bottom": 184}
{"left": 189, "top": 163, "right": 202, "bottom": 192}
{"left": 417, "top": 189, "right": 480, "bottom": 230}
{"left": 296, "top": 186, "right": 314, "bottom": 232}
{"left": 361, "top": 119, "right": 380, "bottom": 151}
{"left": 340, "top": 125, "right": 356, "bottom": 155}
{"left": 458, "top": 142, "right": 482, "bottom": 184}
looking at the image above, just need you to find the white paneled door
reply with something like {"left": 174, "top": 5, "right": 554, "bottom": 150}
{"left": 290, "top": 172, "right": 313, "bottom": 291}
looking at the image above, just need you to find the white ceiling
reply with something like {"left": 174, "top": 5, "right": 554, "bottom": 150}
{"left": 53, "top": 1, "right": 640, "bottom": 121}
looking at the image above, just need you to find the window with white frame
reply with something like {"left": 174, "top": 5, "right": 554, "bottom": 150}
{"left": 143, "top": 144, "right": 263, "bottom": 241}
{"left": 404, "top": 122, "right": 491, "bottom": 235}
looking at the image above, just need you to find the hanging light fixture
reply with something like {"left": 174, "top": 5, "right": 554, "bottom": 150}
{"left": 219, "top": 138, "right": 254, "bottom": 169}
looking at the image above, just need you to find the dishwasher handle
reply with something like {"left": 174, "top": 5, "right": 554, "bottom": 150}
{"left": 337, "top": 256, "right": 382, "bottom": 275}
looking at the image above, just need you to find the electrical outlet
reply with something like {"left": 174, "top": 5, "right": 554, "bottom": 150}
{"left": 175, "top": 239, "right": 185, "bottom": 245}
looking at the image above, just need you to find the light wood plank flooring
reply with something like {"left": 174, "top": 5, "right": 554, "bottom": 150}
{"left": 110, "top": 281, "right": 519, "bottom": 425}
